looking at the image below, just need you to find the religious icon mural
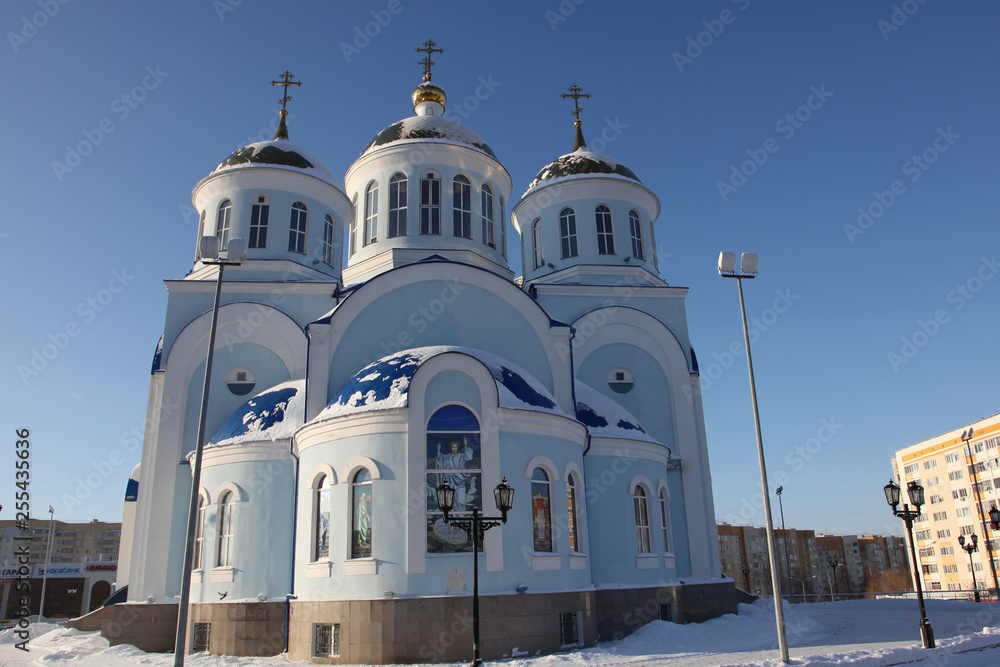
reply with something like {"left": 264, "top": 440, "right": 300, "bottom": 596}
{"left": 352, "top": 469, "right": 372, "bottom": 558}
{"left": 426, "top": 404, "right": 481, "bottom": 553}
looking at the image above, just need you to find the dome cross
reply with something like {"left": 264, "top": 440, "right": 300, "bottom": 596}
{"left": 416, "top": 39, "right": 444, "bottom": 82}
{"left": 561, "top": 84, "right": 591, "bottom": 151}
{"left": 270, "top": 70, "right": 302, "bottom": 140}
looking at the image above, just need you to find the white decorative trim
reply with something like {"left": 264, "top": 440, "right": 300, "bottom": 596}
{"left": 308, "top": 464, "right": 337, "bottom": 489}
{"left": 529, "top": 266, "right": 672, "bottom": 291}
{"left": 587, "top": 439, "right": 671, "bottom": 466}
{"left": 523, "top": 455, "right": 558, "bottom": 480}
{"left": 212, "top": 481, "right": 247, "bottom": 503}
{"left": 636, "top": 554, "right": 660, "bottom": 570}
{"left": 198, "top": 486, "right": 212, "bottom": 505}
{"left": 295, "top": 410, "right": 408, "bottom": 450}
{"left": 191, "top": 570, "right": 203, "bottom": 584}
{"left": 201, "top": 441, "right": 292, "bottom": 468}
{"left": 563, "top": 461, "right": 584, "bottom": 485}
{"left": 210, "top": 566, "right": 236, "bottom": 583}
{"left": 305, "top": 560, "right": 334, "bottom": 579}
{"left": 630, "top": 475, "right": 654, "bottom": 495}
{"left": 663, "top": 553, "right": 677, "bottom": 569}
{"left": 343, "top": 456, "right": 382, "bottom": 481}
{"left": 569, "top": 553, "right": 588, "bottom": 571}
{"left": 531, "top": 553, "right": 562, "bottom": 571}
{"left": 341, "top": 559, "right": 377, "bottom": 576}
{"left": 656, "top": 479, "right": 670, "bottom": 499}
{"left": 167, "top": 271, "right": 338, "bottom": 292}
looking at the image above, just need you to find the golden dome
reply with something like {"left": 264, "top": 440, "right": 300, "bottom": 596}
{"left": 412, "top": 82, "right": 447, "bottom": 109}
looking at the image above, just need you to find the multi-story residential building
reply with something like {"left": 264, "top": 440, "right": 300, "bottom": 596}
{"left": 891, "top": 412, "right": 1000, "bottom": 596}
{"left": 858, "top": 535, "right": 909, "bottom": 590}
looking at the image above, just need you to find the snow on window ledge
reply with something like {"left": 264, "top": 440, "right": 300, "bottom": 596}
{"left": 342, "top": 558, "right": 377, "bottom": 576}
{"left": 306, "top": 560, "right": 334, "bottom": 579}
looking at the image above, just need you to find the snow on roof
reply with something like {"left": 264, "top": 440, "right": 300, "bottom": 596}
{"left": 206, "top": 379, "right": 305, "bottom": 448}
{"left": 313, "top": 346, "right": 568, "bottom": 423}
{"left": 526, "top": 148, "right": 641, "bottom": 192}
{"left": 361, "top": 115, "right": 499, "bottom": 160}
{"left": 211, "top": 139, "right": 338, "bottom": 186}
{"left": 574, "top": 380, "right": 659, "bottom": 444}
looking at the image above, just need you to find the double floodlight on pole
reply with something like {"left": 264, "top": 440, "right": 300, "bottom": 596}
{"left": 884, "top": 478, "right": 935, "bottom": 649}
{"left": 718, "top": 251, "right": 789, "bottom": 664}
{"left": 174, "top": 236, "right": 247, "bottom": 666}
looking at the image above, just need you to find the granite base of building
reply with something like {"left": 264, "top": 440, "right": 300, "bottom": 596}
{"left": 84, "top": 581, "right": 737, "bottom": 663}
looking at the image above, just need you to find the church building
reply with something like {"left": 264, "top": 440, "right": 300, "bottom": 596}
{"left": 106, "top": 48, "right": 734, "bottom": 663}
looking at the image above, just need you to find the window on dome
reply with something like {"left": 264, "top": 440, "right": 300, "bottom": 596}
{"left": 453, "top": 175, "right": 472, "bottom": 239}
{"left": 499, "top": 196, "right": 507, "bottom": 258}
{"left": 567, "top": 472, "right": 581, "bottom": 552}
{"left": 288, "top": 202, "right": 308, "bottom": 254}
{"left": 215, "top": 200, "right": 232, "bottom": 249}
{"left": 659, "top": 487, "right": 672, "bottom": 553}
{"left": 322, "top": 214, "right": 335, "bottom": 266}
{"left": 364, "top": 182, "right": 378, "bottom": 246}
{"left": 389, "top": 173, "right": 407, "bottom": 238}
{"left": 596, "top": 205, "right": 615, "bottom": 255}
{"left": 216, "top": 491, "right": 235, "bottom": 567}
{"left": 315, "top": 475, "right": 331, "bottom": 561}
{"left": 531, "top": 468, "right": 553, "bottom": 552}
{"left": 349, "top": 195, "right": 358, "bottom": 257}
{"left": 629, "top": 210, "right": 645, "bottom": 261}
{"left": 649, "top": 219, "right": 659, "bottom": 271}
{"left": 633, "top": 485, "right": 651, "bottom": 554}
{"left": 532, "top": 219, "right": 545, "bottom": 269}
{"left": 249, "top": 195, "right": 269, "bottom": 249}
{"left": 481, "top": 184, "right": 495, "bottom": 248}
{"left": 351, "top": 470, "right": 372, "bottom": 559}
{"left": 560, "top": 207, "right": 578, "bottom": 259}
{"left": 420, "top": 172, "right": 441, "bottom": 235}
{"left": 199, "top": 209, "right": 206, "bottom": 236}
{"left": 427, "top": 404, "right": 481, "bottom": 554}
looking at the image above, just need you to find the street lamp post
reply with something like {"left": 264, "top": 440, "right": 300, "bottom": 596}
{"left": 885, "top": 479, "right": 935, "bottom": 649}
{"left": 776, "top": 486, "right": 793, "bottom": 604}
{"left": 827, "top": 557, "right": 840, "bottom": 600}
{"left": 958, "top": 533, "right": 980, "bottom": 602}
{"left": 436, "top": 478, "right": 515, "bottom": 667}
{"left": 174, "top": 236, "right": 247, "bottom": 666}
{"left": 38, "top": 505, "right": 54, "bottom": 618}
{"left": 718, "top": 251, "right": 789, "bottom": 664}
{"left": 741, "top": 564, "right": 751, "bottom": 592}
{"left": 962, "top": 428, "right": 1000, "bottom": 599}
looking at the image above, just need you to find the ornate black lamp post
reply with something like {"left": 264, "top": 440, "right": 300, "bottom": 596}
{"left": 963, "top": 428, "right": 1000, "bottom": 599}
{"left": 827, "top": 557, "right": 840, "bottom": 600}
{"left": 959, "top": 533, "right": 981, "bottom": 602}
{"left": 885, "top": 478, "right": 935, "bottom": 649}
{"left": 436, "top": 478, "right": 514, "bottom": 667}
{"left": 741, "top": 564, "right": 751, "bottom": 591}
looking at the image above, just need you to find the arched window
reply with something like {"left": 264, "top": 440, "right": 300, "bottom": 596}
{"left": 249, "top": 195, "right": 269, "bottom": 249}
{"left": 288, "top": 202, "right": 308, "bottom": 253}
{"left": 649, "top": 220, "right": 659, "bottom": 271}
{"left": 351, "top": 470, "right": 372, "bottom": 559}
{"left": 453, "top": 175, "right": 472, "bottom": 238}
{"left": 389, "top": 173, "right": 407, "bottom": 238}
{"left": 420, "top": 172, "right": 441, "bottom": 235}
{"left": 193, "top": 496, "right": 205, "bottom": 570}
{"left": 567, "top": 472, "right": 581, "bottom": 553}
{"left": 532, "top": 219, "right": 544, "bottom": 269}
{"left": 348, "top": 195, "right": 358, "bottom": 257}
{"left": 531, "top": 468, "right": 553, "bottom": 552}
{"left": 596, "top": 205, "right": 615, "bottom": 255}
{"left": 322, "top": 214, "right": 335, "bottom": 266}
{"left": 629, "top": 210, "right": 644, "bottom": 260}
{"left": 215, "top": 200, "right": 232, "bottom": 249}
{"left": 499, "top": 196, "right": 506, "bottom": 258}
{"left": 427, "top": 404, "right": 481, "bottom": 553}
{"left": 316, "top": 475, "right": 332, "bottom": 561}
{"left": 633, "top": 486, "right": 651, "bottom": 554}
{"left": 217, "top": 491, "right": 235, "bottom": 567}
{"left": 559, "top": 207, "right": 578, "bottom": 258}
{"left": 659, "top": 488, "right": 671, "bottom": 553}
{"left": 364, "top": 182, "right": 378, "bottom": 246}
{"left": 481, "top": 184, "right": 495, "bottom": 248}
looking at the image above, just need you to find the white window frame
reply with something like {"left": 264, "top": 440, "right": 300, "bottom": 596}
{"left": 389, "top": 173, "right": 407, "bottom": 238}
{"left": 420, "top": 171, "right": 441, "bottom": 235}
{"left": 288, "top": 201, "right": 308, "bottom": 254}
{"left": 560, "top": 207, "right": 578, "bottom": 258}
{"left": 481, "top": 184, "right": 495, "bottom": 248}
{"left": 249, "top": 195, "right": 269, "bottom": 249}
{"left": 532, "top": 218, "right": 544, "bottom": 269}
{"left": 215, "top": 199, "right": 232, "bottom": 249}
{"left": 629, "top": 210, "right": 644, "bottom": 260}
{"left": 596, "top": 205, "right": 615, "bottom": 255}
{"left": 453, "top": 175, "right": 472, "bottom": 238}
{"left": 364, "top": 182, "right": 378, "bottom": 246}
{"left": 322, "top": 214, "right": 335, "bottom": 266}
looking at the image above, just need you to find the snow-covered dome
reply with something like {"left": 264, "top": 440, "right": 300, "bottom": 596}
{"left": 211, "top": 139, "right": 338, "bottom": 186}
{"left": 361, "top": 115, "right": 498, "bottom": 161}
{"left": 205, "top": 379, "right": 305, "bottom": 448}
{"left": 527, "top": 147, "right": 641, "bottom": 192}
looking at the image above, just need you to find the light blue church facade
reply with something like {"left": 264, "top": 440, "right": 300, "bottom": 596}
{"left": 115, "top": 68, "right": 734, "bottom": 663}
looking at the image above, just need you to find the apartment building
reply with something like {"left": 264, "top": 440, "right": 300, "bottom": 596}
{"left": 890, "top": 412, "right": 1000, "bottom": 595}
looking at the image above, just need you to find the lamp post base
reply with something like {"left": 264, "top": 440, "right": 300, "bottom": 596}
{"left": 920, "top": 618, "right": 935, "bottom": 649}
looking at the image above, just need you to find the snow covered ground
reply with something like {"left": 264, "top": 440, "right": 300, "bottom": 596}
{"left": 3, "top": 598, "right": 1000, "bottom": 666}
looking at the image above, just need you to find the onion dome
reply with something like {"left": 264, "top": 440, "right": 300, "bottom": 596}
{"left": 526, "top": 148, "right": 641, "bottom": 191}
{"left": 210, "top": 139, "right": 338, "bottom": 186}
{"left": 361, "top": 115, "right": 498, "bottom": 160}
{"left": 412, "top": 81, "right": 447, "bottom": 110}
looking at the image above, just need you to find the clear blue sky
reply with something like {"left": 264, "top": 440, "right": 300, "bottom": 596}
{"left": 2, "top": 1, "right": 998, "bottom": 539}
